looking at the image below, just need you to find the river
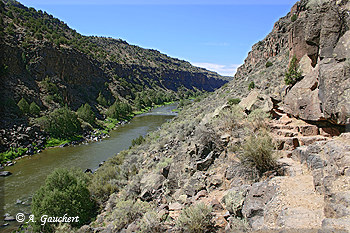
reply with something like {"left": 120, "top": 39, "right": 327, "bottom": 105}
{"left": 0, "top": 104, "right": 177, "bottom": 231}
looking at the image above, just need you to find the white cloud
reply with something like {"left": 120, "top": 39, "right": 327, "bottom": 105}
{"left": 192, "top": 63, "right": 241, "bottom": 77}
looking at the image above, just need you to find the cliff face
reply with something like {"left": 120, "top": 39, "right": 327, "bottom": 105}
{"left": 232, "top": 0, "right": 350, "bottom": 128}
{"left": 0, "top": 0, "right": 228, "bottom": 130}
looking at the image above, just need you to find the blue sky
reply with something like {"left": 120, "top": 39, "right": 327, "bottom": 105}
{"left": 20, "top": 0, "right": 295, "bottom": 76}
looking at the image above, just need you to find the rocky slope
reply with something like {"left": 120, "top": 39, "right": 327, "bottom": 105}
{"left": 0, "top": 0, "right": 229, "bottom": 154}
{"left": 74, "top": 0, "right": 350, "bottom": 232}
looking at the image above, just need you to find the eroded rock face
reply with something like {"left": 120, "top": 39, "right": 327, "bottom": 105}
{"left": 283, "top": 0, "right": 350, "bottom": 125}
{"left": 232, "top": 0, "right": 350, "bottom": 127}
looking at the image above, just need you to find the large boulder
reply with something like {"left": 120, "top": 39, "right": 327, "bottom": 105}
{"left": 139, "top": 173, "right": 165, "bottom": 201}
{"left": 239, "top": 90, "right": 273, "bottom": 113}
{"left": 242, "top": 181, "right": 276, "bottom": 230}
{"left": 282, "top": 67, "right": 323, "bottom": 121}
{"left": 318, "top": 60, "right": 350, "bottom": 125}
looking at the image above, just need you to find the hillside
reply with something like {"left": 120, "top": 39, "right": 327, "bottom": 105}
{"left": 0, "top": 0, "right": 229, "bottom": 155}
{"left": 61, "top": 0, "right": 349, "bottom": 232}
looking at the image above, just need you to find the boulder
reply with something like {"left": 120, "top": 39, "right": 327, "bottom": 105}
{"left": 0, "top": 171, "right": 12, "bottom": 177}
{"left": 4, "top": 216, "right": 15, "bottom": 221}
{"left": 318, "top": 60, "right": 350, "bottom": 125}
{"left": 239, "top": 90, "right": 273, "bottom": 113}
{"left": 239, "top": 90, "right": 259, "bottom": 112}
{"left": 333, "top": 31, "right": 350, "bottom": 62}
{"left": 242, "top": 182, "right": 275, "bottom": 229}
{"left": 169, "top": 202, "right": 183, "bottom": 211}
{"left": 283, "top": 68, "right": 323, "bottom": 121}
{"left": 161, "top": 165, "right": 170, "bottom": 179}
{"left": 139, "top": 173, "right": 165, "bottom": 201}
{"left": 196, "top": 151, "right": 215, "bottom": 171}
{"left": 183, "top": 171, "right": 207, "bottom": 197}
{"left": 210, "top": 198, "right": 224, "bottom": 211}
{"left": 193, "top": 190, "right": 208, "bottom": 200}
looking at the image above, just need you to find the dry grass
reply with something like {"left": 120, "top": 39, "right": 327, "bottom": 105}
{"left": 238, "top": 130, "right": 277, "bottom": 178}
{"left": 176, "top": 203, "right": 213, "bottom": 233}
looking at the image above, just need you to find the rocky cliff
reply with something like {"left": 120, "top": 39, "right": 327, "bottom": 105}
{"left": 233, "top": 0, "right": 350, "bottom": 129}
{"left": 74, "top": 0, "right": 350, "bottom": 232}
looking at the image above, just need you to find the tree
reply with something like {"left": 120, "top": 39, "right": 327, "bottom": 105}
{"left": 29, "top": 101, "right": 41, "bottom": 116}
{"left": 77, "top": 103, "right": 95, "bottom": 125}
{"left": 97, "top": 92, "right": 108, "bottom": 107}
{"left": 265, "top": 61, "right": 273, "bottom": 68}
{"left": 248, "top": 81, "right": 255, "bottom": 90}
{"left": 31, "top": 168, "right": 97, "bottom": 232}
{"left": 285, "top": 55, "right": 303, "bottom": 86}
{"left": 38, "top": 106, "right": 82, "bottom": 138}
{"left": 107, "top": 100, "right": 132, "bottom": 119}
{"left": 131, "top": 135, "right": 145, "bottom": 147}
{"left": 17, "top": 97, "right": 30, "bottom": 114}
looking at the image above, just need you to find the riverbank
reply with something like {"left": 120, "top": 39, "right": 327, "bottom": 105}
{"left": 0, "top": 101, "right": 176, "bottom": 168}
{"left": 0, "top": 104, "right": 178, "bottom": 232}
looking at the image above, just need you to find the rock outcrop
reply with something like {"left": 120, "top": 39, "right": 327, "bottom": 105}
{"left": 232, "top": 0, "right": 350, "bottom": 128}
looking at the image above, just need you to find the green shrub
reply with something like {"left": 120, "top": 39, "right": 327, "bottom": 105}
{"left": 265, "top": 61, "right": 273, "bottom": 68}
{"left": 248, "top": 81, "right": 255, "bottom": 90}
{"left": 131, "top": 135, "right": 145, "bottom": 147}
{"left": 109, "top": 199, "right": 151, "bottom": 231}
{"left": 34, "top": 32, "right": 43, "bottom": 40}
{"left": 291, "top": 14, "right": 297, "bottom": 22}
{"left": 215, "top": 105, "right": 244, "bottom": 132}
{"left": 88, "top": 164, "right": 123, "bottom": 204}
{"left": 227, "top": 98, "right": 241, "bottom": 105}
{"left": 178, "top": 99, "right": 191, "bottom": 108}
{"left": 29, "top": 101, "right": 41, "bottom": 115}
{"left": 226, "top": 217, "right": 249, "bottom": 232}
{"left": 176, "top": 203, "right": 213, "bottom": 233}
{"left": 0, "top": 147, "right": 28, "bottom": 164}
{"left": 31, "top": 168, "right": 97, "bottom": 232}
{"left": 223, "top": 190, "right": 245, "bottom": 216}
{"left": 107, "top": 100, "right": 132, "bottom": 119}
{"left": 44, "top": 95, "right": 54, "bottom": 103}
{"left": 138, "top": 211, "right": 165, "bottom": 233}
{"left": 0, "top": 64, "right": 8, "bottom": 76}
{"left": 41, "top": 77, "right": 59, "bottom": 94}
{"left": 285, "top": 55, "right": 303, "bottom": 85}
{"left": 54, "top": 223, "right": 74, "bottom": 233}
{"left": 97, "top": 92, "right": 108, "bottom": 107}
{"left": 156, "top": 157, "right": 173, "bottom": 171}
{"left": 37, "top": 106, "right": 82, "bottom": 138}
{"left": 247, "top": 109, "right": 270, "bottom": 132}
{"left": 45, "top": 137, "right": 70, "bottom": 147}
{"left": 238, "top": 131, "right": 277, "bottom": 177}
{"left": 77, "top": 103, "right": 95, "bottom": 125}
{"left": 17, "top": 97, "right": 30, "bottom": 114}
